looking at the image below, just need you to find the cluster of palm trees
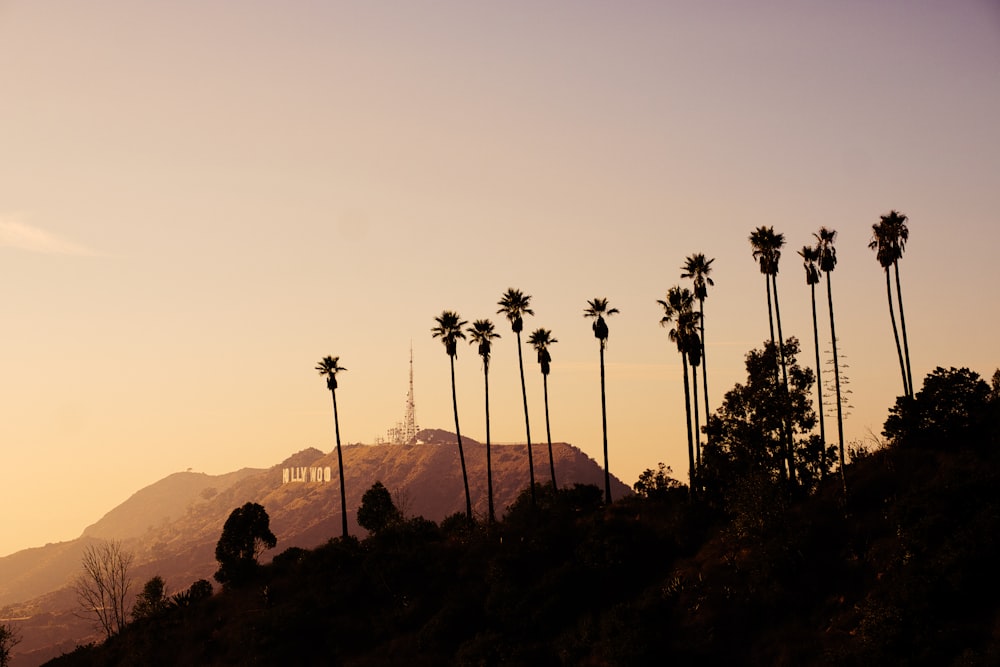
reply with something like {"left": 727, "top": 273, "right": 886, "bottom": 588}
{"left": 432, "top": 289, "right": 573, "bottom": 521}
{"left": 316, "top": 210, "right": 914, "bottom": 529}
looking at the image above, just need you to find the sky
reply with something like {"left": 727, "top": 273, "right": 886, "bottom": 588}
{"left": 1, "top": 0, "right": 998, "bottom": 558}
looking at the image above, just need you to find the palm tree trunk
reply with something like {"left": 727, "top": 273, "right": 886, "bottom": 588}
{"left": 517, "top": 332, "right": 536, "bottom": 505}
{"left": 450, "top": 356, "right": 472, "bottom": 520}
{"left": 809, "top": 283, "right": 826, "bottom": 481}
{"left": 544, "top": 373, "right": 556, "bottom": 490}
{"left": 699, "top": 298, "right": 710, "bottom": 429}
{"left": 330, "top": 389, "right": 349, "bottom": 539}
{"left": 599, "top": 344, "right": 611, "bottom": 504}
{"left": 893, "top": 260, "right": 914, "bottom": 398}
{"left": 771, "top": 274, "right": 796, "bottom": 485}
{"left": 827, "top": 273, "right": 847, "bottom": 495}
{"left": 765, "top": 276, "right": 776, "bottom": 345}
{"left": 692, "top": 360, "right": 701, "bottom": 474}
{"left": 682, "top": 351, "right": 695, "bottom": 498}
{"left": 484, "top": 365, "right": 495, "bottom": 524}
{"left": 884, "top": 268, "right": 908, "bottom": 396}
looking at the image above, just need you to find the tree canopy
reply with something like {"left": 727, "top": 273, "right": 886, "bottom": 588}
{"left": 214, "top": 502, "right": 277, "bottom": 586}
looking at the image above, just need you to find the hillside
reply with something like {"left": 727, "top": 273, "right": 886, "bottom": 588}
{"left": 1, "top": 433, "right": 626, "bottom": 666}
{"left": 33, "top": 432, "right": 1000, "bottom": 667}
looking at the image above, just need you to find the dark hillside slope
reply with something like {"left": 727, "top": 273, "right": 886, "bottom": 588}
{"left": 42, "top": 437, "right": 1000, "bottom": 666}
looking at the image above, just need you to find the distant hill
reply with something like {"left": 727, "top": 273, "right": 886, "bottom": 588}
{"left": 1, "top": 432, "right": 628, "bottom": 666}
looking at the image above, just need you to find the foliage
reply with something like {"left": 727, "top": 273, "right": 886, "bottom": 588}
{"left": 357, "top": 481, "right": 403, "bottom": 534}
{"left": 883, "top": 367, "right": 993, "bottom": 448}
{"left": 633, "top": 463, "right": 686, "bottom": 501}
{"left": 214, "top": 502, "right": 277, "bottom": 587}
{"left": 73, "top": 539, "right": 135, "bottom": 640}
{"left": 131, "top": 576, "right": 168, "bottom": 622}
{"left": 0, "top": 623, "right": 21, "bottom": 667}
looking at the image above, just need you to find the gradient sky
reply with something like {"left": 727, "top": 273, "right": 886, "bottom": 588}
{"left": 1, "top": 1, "right": 998, "bottom": 557}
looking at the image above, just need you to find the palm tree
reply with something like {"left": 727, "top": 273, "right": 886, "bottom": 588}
{"left": 750, "top": 226, "right": 795, "bottom": 483}
{"left": 799, "top": 245, "right": 826, "bottom": 479}
{"left": 316, "top": 355, "right": 349, "bottom": 538}
{"left": 431, "top": 311, "right": 472, "bottom": 521}
{"left": 816, "top": 226, "right": 847, "bottom": 493}
{"left": 869, "top": 210, "right": 912, "bottom": 397}
{"left": 497, "top": 288, "right": 537, "bottom": 505}
{"left": 468, "top": 319, "right": 500, "bottom": 523}
{"left": 584, "top": 297, "right": 619, "bottom": 504}
{"left": 681, "top": 253, "right": 715, "bottom": 422}
{"left": 658, "top": 287, "right": 700, "bottom": 495}
{"left": 528, "top": 328, "right": 559, "bottom": 491}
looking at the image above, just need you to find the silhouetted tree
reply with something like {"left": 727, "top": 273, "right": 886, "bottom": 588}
{"left": 870, "top": 210, "right": 913, "bottom": 397}
{"left": 469, "top": 318, "right": 501, "bottom": 523}
{"left": 750, "top": 226, "right": 796, "bottom": 484}
{"left": 681, "top": 253, "right": 715, "bottom": 424}
{"left": 214, "top": 502, "right": 277, "bottom": 587}
{"left": 584, "top": 297, "right": 619, "bottom": 504}
{"left": 816, "top": 226, "right": 847, "bottom": 493}
{"left": 703, "top": 338, "right": 823, "bottom": 510}
{"left": 659, "top": 286, "right": 701, "bottom": 493}
{"left": 528, "top": 327, "right": 559, "bottom": 490}
{"left": 316, "top": 355, "right": 349, "bottom": 538}
{"left": 498, "top": 288, "right": 537, "bottom": 505}
{"left": 358, "top": 481, "right": 403, "bottom": 534}
{"left": 73, "top": 540, "right": 134, "bottom": 640}
{"left": 633, "top": 463, "right": 685, "bottom": 501}
{"left": 131, "top": 575, "right": 169, "bottom": 622}
{"left": 432, "top": 310, "right": 473, "bottom": 520}
{"left": 883, "top": 367, "right": 991, "bottom": 448}
{"left": 0, "top": 623, "right": 22, "bottom": 667}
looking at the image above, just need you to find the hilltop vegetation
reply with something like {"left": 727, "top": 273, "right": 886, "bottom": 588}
{"left": 43, "top": 367, "right": 1000, "bottom": 666}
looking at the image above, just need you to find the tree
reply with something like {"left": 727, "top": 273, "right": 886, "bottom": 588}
{"left": 702, "top": 339, "right": 824, "bottom": 510}
{"left": 816, "top": 226, "right": 847, "bottom": 493}
{"left": 798, "top": 244, "right": 826, "bottom": 479}
{"left": 0, "top": 623, "right": 22, "bottom": 667}
{"left": 633, "top": 463, "right": 685, "bottom": 501}
{"left": 681, "top": 253, "right": 715, "bottom": 424}
{"left": 214, "top": 502, "right": 277, "bottom": 587}
{"left": 131, "top": 575, "right": 168, "bottom": 622}
{"left": 869, "top": 210, "right": 913, "bottom": 397}
{"left": 749, "top": 226, "right": 795, "bottom": 484}
{"left": 469, "top": 318, "right": 501, "bottom": 523}
{"left": 432, "top": 310, "right": 473, "bottom": 520}
{"left": 73, "top": 539, "right": 135, "bottom": 640}
{"left": 497, "top": 288, "right": 537, "bottom": 506}
{"left": 584, "top": 297, "right": 619, "bottom": 504}
{"left": 883, "top": 367, "right": 991, "bottom": 448}
{"left": 316, "top": 355, "right": 350, "bottom": 538}
{"left": 658, "top": 286, "right": 701, "bottom": 494}
{"left": 528, "top": 327, "right": 559, "bottom": 490}
{"left": 357, "top": 481, "right": 403, "bottom": 533}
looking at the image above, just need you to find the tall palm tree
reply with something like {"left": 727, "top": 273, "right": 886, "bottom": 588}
{"left": 468, "top": 319, "right": 500, "bottom": 524}
{"left": 584, "top": 297, "right": 619, "bottom": 505}
{"left": 799, "top": 245, "right": 826, "bottom": 479}
{"left": 869, "top": 210, "right": 912, "bottom": 397}
{"left": 528, "top": 328, "right": 559, "bottom": 491}
{"left": 497, "top": 288, "right": 537, "bottom": 505}
{"left": 431, "top": 311, "right": 472, "bottom": 521}
{"left": 816, "top": 226, "right": 847, "bottom": 493}
{"left": 316, "top": 355, "right": 349, "bottom": 538}
{"left": 750, "top": 226, "right": 796, "bottom": 483}
{"left": 681, "top": 253, "right": 715, "bottom": 423}
{"left": 658, "top": 287, "right": 700, "bottom": 495}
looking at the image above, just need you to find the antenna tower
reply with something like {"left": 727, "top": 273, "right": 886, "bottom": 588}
{"left": 403, "top": 343, "right": 418, "bottom": 441}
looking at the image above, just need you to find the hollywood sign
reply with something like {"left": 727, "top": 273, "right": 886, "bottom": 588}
{"left": 282, "top": 466, "right": 333, "bottom": 484}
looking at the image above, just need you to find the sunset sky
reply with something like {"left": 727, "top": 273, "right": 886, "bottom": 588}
{"left": 1, "top": 1, "right": 998, "bottom": 557}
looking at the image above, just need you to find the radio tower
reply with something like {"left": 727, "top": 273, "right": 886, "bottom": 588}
{"left": 380, "top": 344, "right": 419, "bottom": 445}
{"left": 402, "top": 343, "right": 418, "bottom": 442}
